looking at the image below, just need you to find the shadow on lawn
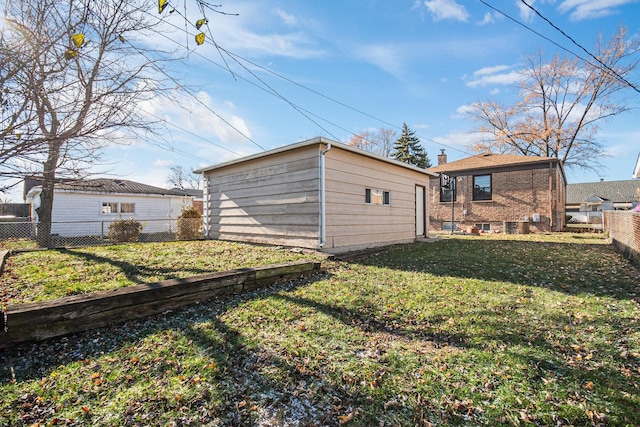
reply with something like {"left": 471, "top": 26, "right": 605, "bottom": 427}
{"left": 2, "top": 261, "right": 639, "bottom": 425}
{"left": 354, "top": 239, "right": 640, "bottom": 301}
{"left": 0, "top": 274, "right": 356, "bottom": 426}
{"left": 56, "top": 248, "right": 216, "bottom": 284}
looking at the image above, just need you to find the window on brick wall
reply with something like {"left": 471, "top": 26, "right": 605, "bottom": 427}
{"left": 473, "top": 174, "right": 492, "bottom": 201}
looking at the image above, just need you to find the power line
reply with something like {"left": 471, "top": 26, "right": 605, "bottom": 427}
{"left": 149, "top": 9, "right": 470, "bottom": 156}
{"left": 478, "top": 0, "right": 640, "bottom": 94}
{"left": 519, "top": 0, "right": 640, "bottom": 93}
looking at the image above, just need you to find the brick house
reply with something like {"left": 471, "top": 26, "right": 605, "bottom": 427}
{"left": 427, "top": 150, "right": 566, "bottom": 233}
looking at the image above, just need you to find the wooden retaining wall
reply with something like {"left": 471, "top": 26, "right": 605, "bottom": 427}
{"left": 0, "top": 260, "right": 321, "bottom": 349}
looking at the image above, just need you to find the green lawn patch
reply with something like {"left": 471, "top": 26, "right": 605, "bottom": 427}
{"left": 0, "top": 240, "right": 323, "bottom": 305}
{"left": 1, "top": 233, "right": 639, "bottom": 426}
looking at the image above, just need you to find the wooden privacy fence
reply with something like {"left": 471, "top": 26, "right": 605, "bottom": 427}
{"left": 604, "top": 211, "right": 640, "bottom": 265}
{"left": 1, "top": 260, "right": 321, "bottom": 349}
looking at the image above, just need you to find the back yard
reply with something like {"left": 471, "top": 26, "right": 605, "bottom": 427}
{"left": 1, "top": 234, "right": 639, "bottom": 426}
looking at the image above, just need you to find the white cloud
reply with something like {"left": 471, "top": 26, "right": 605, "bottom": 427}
{"left": 423, "top": 0, "right": 469, "bottom": 22}
{"left": 431, "top": 131, "right": 478, "bottom": 151}
{"left": 157, "top": 3, "right": 324, "bottom": 59}
{"left": 517, "top": 0, "right": 536, "bottom": 22}
{"left": 473, "top": 65, "right": 512, "bottom": 76}
{"left": 558, "top": 0, "right": 636, "bottom": 21}
{"left": 153, "top": 159, "right": 174, "bottom": 167}
{"left": 477, "top": 12, "right": 496, "bottom": 25}
{"left": 466, "top": 65, "right": 521, "bottom": 87}
{"left": 454, "top": 104, "right": 476, "bottom": 118}
{"left": 357, "top": 43, "right": 406, "bottom": 77}
{"left": 274, "top": 9, "right": 298, "bottom": 26}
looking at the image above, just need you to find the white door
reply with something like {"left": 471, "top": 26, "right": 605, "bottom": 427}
{"left": 415, "top": 186, "right": 425, "bottom": 236}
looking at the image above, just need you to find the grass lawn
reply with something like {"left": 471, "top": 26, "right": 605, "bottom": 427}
{"left": 0, "top": 240, "right": 324, "bottom": 305}
{"left": 1, "top": 234, "right": 639, "bottom": 426}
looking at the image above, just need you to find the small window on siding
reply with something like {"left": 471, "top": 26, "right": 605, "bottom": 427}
{"left": 365, "top": 188, "right": 372, "bottom": 204}
{"left": 120, "top": 203, "right": 135, "bottom": 214}
{"left": 102, "top": 202, "right": 118, "bottom": 214}
{"left": 383, "top": 191, "right": 391, "bottom": 206}
{"left": 365, "top": 188, "right": 391, "bottom": 206}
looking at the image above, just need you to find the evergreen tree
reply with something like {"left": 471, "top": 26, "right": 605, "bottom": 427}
{"left": 392, "top": 123, "right": 432, "bottom": 168}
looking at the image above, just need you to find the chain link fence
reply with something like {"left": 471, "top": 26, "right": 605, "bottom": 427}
{"left": 0, "top": 217, "right": 203, "bottom": 250}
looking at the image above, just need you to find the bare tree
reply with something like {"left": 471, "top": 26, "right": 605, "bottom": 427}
{"left": 1, "top": 0, "right": 179, "bottom": 246}
{"left": 168, "top": 165, "right": 202, "bottom": 190}
{"left": 466, "top": 27, "right": 639, "bottom": 172}
{"left": 347, "top": 128, "right": 397, "bottom": 158}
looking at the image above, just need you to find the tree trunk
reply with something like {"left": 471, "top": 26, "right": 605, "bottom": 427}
{"left": 35, "top": 141, "right": 62, "bottom": 248}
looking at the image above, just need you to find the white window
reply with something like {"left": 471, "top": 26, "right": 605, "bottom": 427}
{"left": 365, "top": 188, "right": 391, "bottom": 206}
{"left": 102, "top": 202, "right": 118, "bottom": 214}
{"left": 120, "top": 203, "right": 135, "bottom": 214}
{"left": 102, "top": 202, "right": 136, "bottom": 214}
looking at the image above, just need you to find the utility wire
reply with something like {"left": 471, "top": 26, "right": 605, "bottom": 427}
{"left": 153, "top": 6, "right": 342, "bottom": 142}
{"left": 149, "top": 8, "right": 470, "bottom": 156}
{"left": 479, "top": 0, "right": 640, "bottom": 94}
{"left": 519, "top": 0, "right": 640, "bottom": 93}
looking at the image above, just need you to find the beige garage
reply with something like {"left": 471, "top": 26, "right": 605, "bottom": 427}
{"left": 195, "top": 137, "right": 436, "bottom": 253}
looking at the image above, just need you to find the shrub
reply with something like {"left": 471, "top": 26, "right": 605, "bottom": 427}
{"left": 176, "top": 206, "right": 202, "bottom": 241}
{"left": 108, "top": 218, "right": 143, "bottom": 243}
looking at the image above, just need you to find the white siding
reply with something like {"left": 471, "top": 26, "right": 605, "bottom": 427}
{"left": 49, "top": 191, "right": 192, "bottom": 237}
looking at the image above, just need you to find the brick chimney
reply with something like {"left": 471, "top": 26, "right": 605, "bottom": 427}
{"left": 437, "top": 149, "right": 447, "bottom": 165}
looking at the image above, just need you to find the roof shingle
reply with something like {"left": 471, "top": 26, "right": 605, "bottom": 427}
{"left": 54, "top": 178, "right": 188, "bottom": 196}
{"left": 566, "top": 180, "right": 640, "bottom": 204}
{"left": 427, "top": 152, "right": 560, "bottom": 174}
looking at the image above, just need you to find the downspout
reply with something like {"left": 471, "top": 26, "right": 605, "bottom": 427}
{"left": 548, "top": 162, "right": 553, "bottom": 231}
{"left": 203, "top": 175, "right": 210, "bottom": 238}
{"left": 319, "top": 143, "right": 332, "bottom": 247}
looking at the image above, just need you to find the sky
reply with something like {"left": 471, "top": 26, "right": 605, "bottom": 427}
{"left": 7, "top": 0, "right": 640, "bottom": 201}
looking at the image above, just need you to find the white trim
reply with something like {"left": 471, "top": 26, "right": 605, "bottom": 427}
{"left": 194, "top": 137, "right": 438, "bottom": 178}
{"left": 319, "top": 143, "right": 331, "bottom": 248}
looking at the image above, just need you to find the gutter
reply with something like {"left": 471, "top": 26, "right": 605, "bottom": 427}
{"left": 319, "top": 143, "right": 332, "bottom": 247}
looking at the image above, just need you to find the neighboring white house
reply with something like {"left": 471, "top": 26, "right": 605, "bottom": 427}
{"left": 195, "top": 137, "right": 437, "bottom": 253}
{"left": 26, "top": 178, "right": 193, "bottom": 237}
{"left": 566, "top": 179, "right": 640, "bottom": 224}
{"left": 634, "top": 152, "right": 640, "bottom": 179}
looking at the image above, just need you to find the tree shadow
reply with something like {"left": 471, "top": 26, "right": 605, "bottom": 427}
{"left": 2, "top": 238, "right": 639, "bottom": 425}
{"left": 352, "top": 238, "right": 640, "bottom": 301}
{"left": 0, "top": 273, "right": 356, "bottom": 426}
{"left": 55, "top": 247, "right": 218, "bottom": 284}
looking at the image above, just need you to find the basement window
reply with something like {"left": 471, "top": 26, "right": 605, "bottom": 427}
{"left": 365, "top": 188, "right": 391, "bottom": 206}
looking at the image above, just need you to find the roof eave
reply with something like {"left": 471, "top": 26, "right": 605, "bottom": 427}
{"left": 195, "top": 137, "right": 438, "bottom": 177}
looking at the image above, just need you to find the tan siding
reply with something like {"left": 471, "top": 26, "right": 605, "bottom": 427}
{"left": 323, "top": 148, "right": 430, "bottom": 251}
{"left": 204, "top": 144, "right": 320, "bottom": 247}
